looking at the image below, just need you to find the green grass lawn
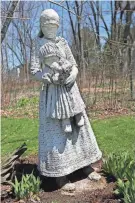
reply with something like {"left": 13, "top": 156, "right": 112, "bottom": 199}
{"left": 1, "top": 118, "right": 39, "bottom": 157}
{"left": 1, "top": 116, "right": 135, "bottom": 158}
{"left": 91, "top": 116, "right": 135, "bottom": 157}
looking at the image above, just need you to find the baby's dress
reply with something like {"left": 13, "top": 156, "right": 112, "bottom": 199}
{"left": 40, "top": 37, "right": 85, "bottom": 120}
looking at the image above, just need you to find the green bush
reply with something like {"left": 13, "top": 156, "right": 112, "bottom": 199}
{"left": 11, "top": 172, "right": 41, "bottom": 200}
{"left": 17, "top": 98, "right": 30, "bottom": 107}
{"left": 103, "top": 153, "right": 135, "bottom": 203}
{"left": 115, "top": 163, "right": 135, "bottom": 203}
{"left": 103, "top": 153, "right": 133, "bottom": 179}
{"left": 17, "top": 97, "right": 39, "bottom": 107}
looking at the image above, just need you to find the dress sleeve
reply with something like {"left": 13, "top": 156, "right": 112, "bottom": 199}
{"left": 30, "top": 47, "right": 53, "bottom": 85}
{"left": 30, "top": 45, "right": 44, "bottom": 82}
{"left": 62, "top": 38, "right": 78, "bottom": 67}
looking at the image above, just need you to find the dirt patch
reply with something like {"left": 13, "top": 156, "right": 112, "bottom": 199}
{"left": 1, "top": 156, "right": 121, "bottom": 203}
{"left": 39, "top": 182, "right": 120, "bottom": 203}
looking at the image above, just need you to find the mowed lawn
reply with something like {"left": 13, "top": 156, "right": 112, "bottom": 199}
{"left": 1, "top": 116, "right": 135, "bottom": 158}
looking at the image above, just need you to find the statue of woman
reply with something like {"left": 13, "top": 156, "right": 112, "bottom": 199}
{"left": 31, "top": 9, "right": 102, "bottom": 191}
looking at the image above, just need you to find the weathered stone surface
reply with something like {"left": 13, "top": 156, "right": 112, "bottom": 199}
{"left": 61, "top": 175, "right": 107, "bottom": 195}
{"left": 75, "top": 176, "right": 107, "bottom": 193}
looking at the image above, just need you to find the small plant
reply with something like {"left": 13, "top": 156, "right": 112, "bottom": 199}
{"left": 30, "top": 96, "right": 39, "bottom": 105}
{"left": 114, "top": 178, "right": 126, "bottom": 196}
{"left": 17, "top": 98, "right": 30, "bottom": 107}
{"left": 104, "top": 153, "right": 135, "bottom": 203}
{"left": 17, "top": 97, "right": 39, "bottom": 108}
{"left": 11, "top": 172, "right": 41, "bottom": 200}
{"left": 103, "top": 153, "right": 133, "bottom": 180}
{"left": 115, "top": 164, "right": 135, "bottom": 203}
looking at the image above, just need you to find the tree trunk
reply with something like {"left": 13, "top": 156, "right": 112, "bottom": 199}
{"left": 130, "top": 41, "right": 135, "bottom": 100}
{"left": 1, "top": 0, "right": 19, "bottom": 43}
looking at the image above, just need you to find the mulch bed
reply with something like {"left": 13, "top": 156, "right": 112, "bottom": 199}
{"left": 1, "top": 156, "right": 122, "bottom": 203}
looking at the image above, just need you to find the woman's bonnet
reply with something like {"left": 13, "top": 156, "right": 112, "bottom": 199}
{"left": 38, "top": 9, "right": 60, "bottom": 38}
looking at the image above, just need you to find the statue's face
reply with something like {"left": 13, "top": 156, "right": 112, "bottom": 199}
{"left": 44, "top": 55, "right": 59, "bottom": 67}
{"left": 41, "top": 21, "right": 58, "bottom": 39}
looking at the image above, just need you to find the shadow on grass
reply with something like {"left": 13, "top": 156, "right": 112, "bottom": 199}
{"left": 2, "top": 137, "right": 37, "bottom": 145}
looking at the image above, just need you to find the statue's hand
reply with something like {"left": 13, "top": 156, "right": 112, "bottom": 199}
{"left": 42, "top": 73, "right": 52, "bottom": 84}
{"left": 51, "top": 62, "right": 61, "bottom": 72}
{"left": 65, "top": 66, "right": 78, "bottom": 88}
{"left": 31, "top": 67, "right": 40, "bottom": 75}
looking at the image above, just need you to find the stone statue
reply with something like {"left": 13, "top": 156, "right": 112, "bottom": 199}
{"left": 31, "top": 9, "right": 102, "bottom": 191}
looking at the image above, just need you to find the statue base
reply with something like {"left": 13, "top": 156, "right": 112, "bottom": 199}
{"left": 61, "top": 175, "right": 106, "bottom": 195}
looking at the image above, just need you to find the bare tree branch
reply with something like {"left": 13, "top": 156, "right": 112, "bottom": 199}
{"left": 7, "top": 42, "right": 23, "bottom": 65}
{"left": 1, "top": 0, "right": 20, "bottom": 43}
{"left": 48, "top": 0, "right": 77, "bottom": 16}
{"left": 1, "top": 16, "right": 30, "bottom": 20}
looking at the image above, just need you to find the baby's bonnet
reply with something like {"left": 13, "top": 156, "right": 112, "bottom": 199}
{"left": 39, "top": 36, "right": 77, "bottom": 67}
{"left": 39, "top": 37, "right": 66, "bottom": 62}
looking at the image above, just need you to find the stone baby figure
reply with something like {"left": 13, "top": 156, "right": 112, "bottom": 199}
{"left": 40, "top": 45, "right": 85, "bottom": 133}
{"left": 44, "top": 55, "right": 72, "bottom": 85}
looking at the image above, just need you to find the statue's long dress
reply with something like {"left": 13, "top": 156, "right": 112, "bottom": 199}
{"left": 32, "top": 37, "right": 102, "bottom": 177}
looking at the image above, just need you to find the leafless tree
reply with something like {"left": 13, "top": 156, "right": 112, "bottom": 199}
{"left": 1, "top": 0, "right": 20, "bottom": 43}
